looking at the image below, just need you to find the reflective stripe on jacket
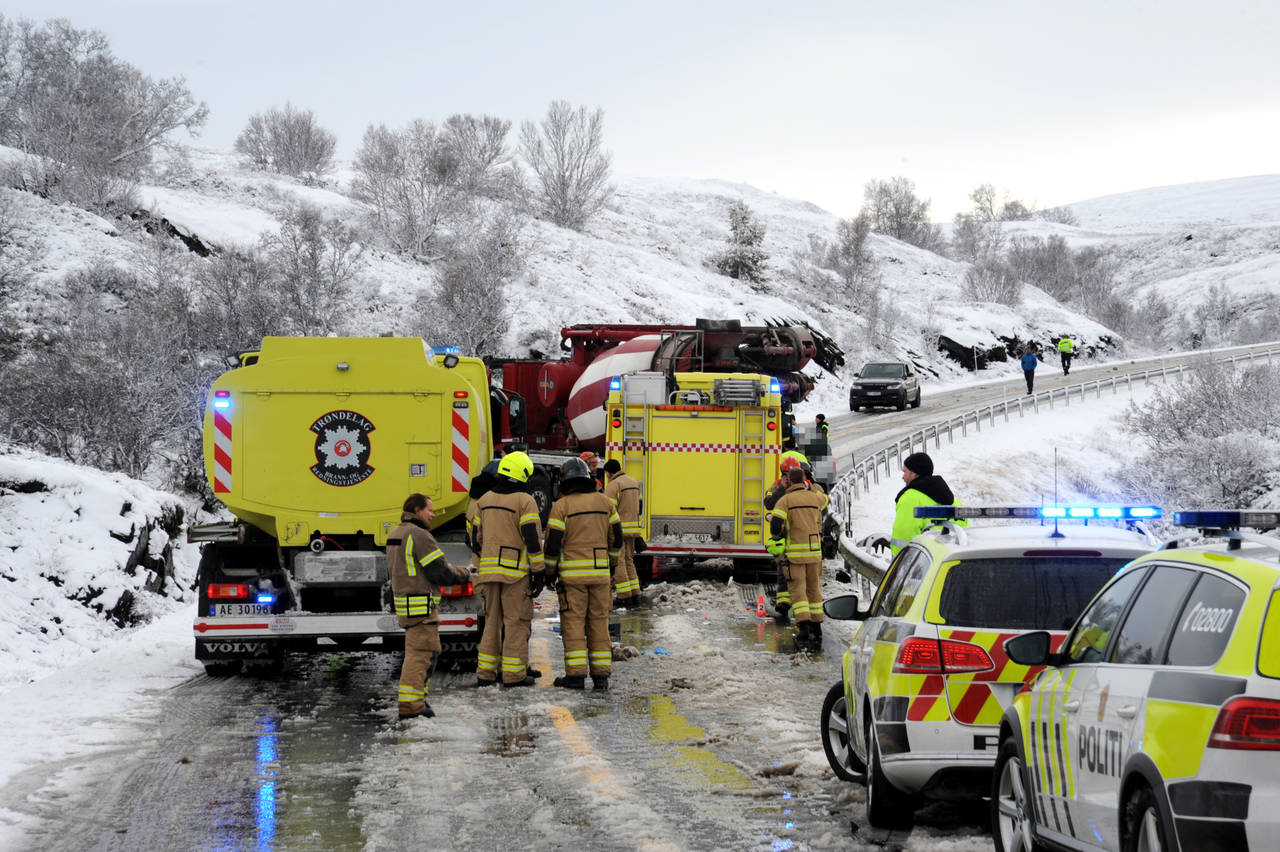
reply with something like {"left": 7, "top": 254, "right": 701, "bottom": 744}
{"left": 386, "top": 513, "right": 468, "bottom": 627}
{"left": 767, "top": 483, "right": 828, "bottom": 563}
{"left": 474, "top": 490, "right": 544, "bottom": 582}
{"left": 604, "top": 473, "right": 643, "bottom": 536}
{"left": 544, "top": 492, "right": 623, "bottom": 583}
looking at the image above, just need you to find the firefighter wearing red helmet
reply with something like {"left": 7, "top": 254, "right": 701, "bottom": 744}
{"left": 763, "top": 451, "right": 823, "bottom": 622}
{"left": 578, "top": 450, "right": 605, "bottom": 491}
{"left": 545, "top": 457, "right": 624, "bottom": 690}
{"left": 766, "top": 467, "right": 829, "bottom": 650}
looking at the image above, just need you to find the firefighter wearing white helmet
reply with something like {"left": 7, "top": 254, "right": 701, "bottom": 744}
{"left": 545, "top": 456, "right": 624, "bottom": 690}
{"left": 471, "top": 451, "right": 545, "bottom": 687}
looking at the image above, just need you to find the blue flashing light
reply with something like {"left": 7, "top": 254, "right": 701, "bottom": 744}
{"left": 770, "top": 377, "right": 781, "bottom": 394}
{"left": 609, "top": 376, "right": 621, "bottom": 391}
{"left": 1097, "top": 507, "right": 1124, "bottom": 519}
{"left": 256, "top": 593, "right": 276, "bottom": 605}
{"left": 1067, "top": 507, "right": 1096, "bottom": 518}
{"left": 917, "top": 505, "right": 1161, "bottom": 522}
{"left": 1041, "top": 507, "right": 1067, "bottom": 518}
{"left": 212, "top": 390, "right": 231, "bottom": 410}
{"left": 1127, "top": 506, "right": 1161, "bottom": 519}
{"left": 430, "top": 345, "right": 461, "bottom": 355}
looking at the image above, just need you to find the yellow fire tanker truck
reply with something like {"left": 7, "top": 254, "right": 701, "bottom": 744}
{"left": 603, "top": 371, "right": 785, "bottom": 579}
{"left": 188, "top": 337, "right": 507, "bottom": 675}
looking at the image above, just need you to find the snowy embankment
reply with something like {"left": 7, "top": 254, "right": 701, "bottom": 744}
{"left": 0, "top": 444, "right": 202, "bottom": 694}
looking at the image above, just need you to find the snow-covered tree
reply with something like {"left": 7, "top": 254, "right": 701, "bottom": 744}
{"left": 860, "top": 176, "right": 942, "bottom": 251}
{"left": 708, "top": 200, "right": 769, "bottom": 284}
{"left": 235, "top": 103, "right": 336, "bottom": 179}
{"left": 519, "top": 100, "right": 613, "bottom": 231}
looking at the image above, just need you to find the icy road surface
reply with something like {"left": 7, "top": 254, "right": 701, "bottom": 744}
{"left": 1, "top": 578, "right": 992, "bottom": 851}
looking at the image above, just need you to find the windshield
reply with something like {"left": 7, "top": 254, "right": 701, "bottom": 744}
{"left": 860, "top": 364, "right": 905, "bottom": 379}
{"left": 937, "top": 557, "right": 1128, "bottom": 631}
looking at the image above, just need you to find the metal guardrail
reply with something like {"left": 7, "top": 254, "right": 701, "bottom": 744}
{"left": 827, "top": 342, "right": 1280, "bottom": 530}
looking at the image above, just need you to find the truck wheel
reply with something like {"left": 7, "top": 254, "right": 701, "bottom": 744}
{"left": 821, "top": 682, "right": 865, "bottom": 781}
{"left": 527, "top": 470, "right": 553, "bottom": 524}
{"left": 865, "top": 717, "right": 916, "bottom": 829}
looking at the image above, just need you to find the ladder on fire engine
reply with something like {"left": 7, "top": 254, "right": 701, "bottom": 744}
{"left": 736, "top": 395, "right": 769, "bottom": 545}
{"left": 618, "top": 375, "right": 650, "bottom": 495}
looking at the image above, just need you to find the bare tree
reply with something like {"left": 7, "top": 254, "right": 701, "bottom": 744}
{"left": 235, "top": 103, "right": 337, "bottom": 179}
{"left": 352, "top": 120, "right": 465, "bottom": 256}
{"left": 430, "top": 205, "right": 525, "bottom": 357}
{"left": 193, "top": 249, "right": 288, "bottom": 353}
{"left": 950, "top": 213, "right": 1004, "bottom": 263}
{"left": 962, "top": 257, "right": 1022, "bottom": 306}
{"left": 261, "top": 203, "right": 364, "bottom": 336}
{"left": 442, "top": 113, "right": 512, "bottom": 197}
{"left": 0, "top": 16, "right": 207, "bottom": 209}
{"left": 519, "top": 100, "right": 613, "bottom": 230}
{"left": 1037, "top": 205, "right": 1079, "bottom": 226}
{"left": 708, "top": 200, "right": 768, "bottom": 284}
{"left": 860, "top": 176, "right": 942, "bottom": 250}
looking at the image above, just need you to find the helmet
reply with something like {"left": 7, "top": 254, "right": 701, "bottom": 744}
{"left": 780, "top": 450, "right": 808, "bottom": 472}
{"left": 578, "top": 450, "right": 598, "bottom": 469}
{"left": 561, "top": 457, "right": 593, "bottom": 483}
{"left": 497, "top": 451, "right": 534, "bottom": 483}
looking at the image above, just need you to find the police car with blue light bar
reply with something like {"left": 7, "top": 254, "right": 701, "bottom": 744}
{"left": 820, "top": 505, "right": 1163, "bottom": 830}
{"left": 993, "top": 508, "right": 1280, "bottom": 852}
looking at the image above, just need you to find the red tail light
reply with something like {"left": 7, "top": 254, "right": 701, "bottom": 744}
{"left": 208, "top": 583, "right": 250, "bottom": 599}
{"left": 439, "top": 582, "right": 474, "bottom": 598}
{"left": 1209, "top": 696, "right": 1280, "bottom": 750}
{"left": 892, "top": 637, "right": 994, "bottom": 675}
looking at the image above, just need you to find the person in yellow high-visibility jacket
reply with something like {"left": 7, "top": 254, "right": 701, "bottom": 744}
{"left": 1056, "top": 335, "right": 1075, "bottom": 376}
{"left": 890, "top": 453, "right": 965, "bottom": 556}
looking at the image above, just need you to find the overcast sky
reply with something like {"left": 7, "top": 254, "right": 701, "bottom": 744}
{"left": 9, "top": 0, "right": 1279, "bottom": 220}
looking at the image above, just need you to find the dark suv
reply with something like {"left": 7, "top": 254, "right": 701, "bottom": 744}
{"left": 849, "top": 362, "right": 920, "bottom": 411}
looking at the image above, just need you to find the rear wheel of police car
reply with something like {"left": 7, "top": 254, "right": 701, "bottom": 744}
{"left": 1122, "top": 785, "right": 1169, "bottom": 852}
{"left": 820, "top": 682, "right": 865, "bottom": 781}
{"left": 992, "top": 738, "right": 1044, "bottom": 852}
{"left": 865, "top": 716, "right": 916, "bottom": 829}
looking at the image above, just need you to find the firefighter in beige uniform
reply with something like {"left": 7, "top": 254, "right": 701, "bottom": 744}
{"left": 471, "top": 452, "right": 545, "bottom": 687}
{"left": 766, "top": 467, "right": 829, "bottom": 649}
{"left": 545, "top": 457, "right": 624, "bottom": 690}
{"left": 386, "top": 493, "right": 472, "bottom": 719}
{"left": 602, "top": 459, "right": 643, "bottom": 608}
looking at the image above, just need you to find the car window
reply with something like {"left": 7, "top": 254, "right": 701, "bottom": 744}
{"left": 861, "top": 364, "right": 904, "bottom": 379}
{"left": 1065, "top": 567, "right": 1149, "bottom": 664}
{"left": 1111, "top": 565, "right": 1198, "bottom": 665}
{"left": 936, "top": 557, "right": 1128, "bottom": 631}
{"left": 872, "top": 547, "right": 929, "bottom": 617}
{"left": 888, "top": 550, "right": 932, "bottom": 617}
{"left": 1166, "top": 573, "right": 1247, "bottom": 667}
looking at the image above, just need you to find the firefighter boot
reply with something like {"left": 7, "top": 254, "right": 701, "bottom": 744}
{"left": 795, "top": 621, "right": 811, "bottom": 648}
{"left": 810, "top": 622, "right": 823, "bottom": 646}
{"left": 502, "top": 675, "right": 537, "bottom": 688}
{"left": 553, "top": 674, "right": 586, "bottom": 689}
{"left": 592, "top": 675, "right": 609, "bottom": 691}
{"left": 398, "top": 701, "right": 435, "bottom": 720}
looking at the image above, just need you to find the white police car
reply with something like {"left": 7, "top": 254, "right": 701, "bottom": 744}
{"left": 993, "top": 509, "right": 1280, "bottom": 852}
{"left": 821, "top": 505, "right": 1161, "bottom": 830}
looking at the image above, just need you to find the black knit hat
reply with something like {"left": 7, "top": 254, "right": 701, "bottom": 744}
{"left": 903, "top": 452, "right": 933, "bottom": 477}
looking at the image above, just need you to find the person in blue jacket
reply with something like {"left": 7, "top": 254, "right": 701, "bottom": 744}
{"left": 1020, "top": 345, "right": 1038, "bottom": 394}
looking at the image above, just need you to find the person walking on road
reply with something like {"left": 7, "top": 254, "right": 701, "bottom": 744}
{"left": 472, "top": 451, "right": 545, "bottom": 688}
{"left": 1056, "top": 335, "right": 1075, "bottom": 376}
{"left": 545, "top": 457, "right": 624, "bottom": 690}
{"left": 890, "top": 452, "right": 965, "bottom": 556}
{"left": 1021, "top": 345, "right": 1038, "bottom": 394}
{"left": 602, "top": 459, "right": 643, "bottom": 608}
{"left": 387, "top": 493, "right": 472, "bottom": 719}
{"left": 766, "top": 467, "right": 829, "bottom": 650}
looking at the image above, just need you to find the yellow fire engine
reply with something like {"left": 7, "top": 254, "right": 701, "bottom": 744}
{"left": 603, "top": 371, "right": 783, "bottom": 574}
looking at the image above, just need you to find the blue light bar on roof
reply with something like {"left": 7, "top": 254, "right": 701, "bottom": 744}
{"left": 431, "top": 345, "right": 460, "bottom": 355}
{"left": 770, "top": 378, "right": 781, "bottom": 394}
{"left": 915, "top": 505, "right": 1162, "bottom": 521}
{"left": 1173, "top": 510, "right": 1280, "bottom": 529}
{"left": 609, "top": 376, "right": 622, "bottom": 391}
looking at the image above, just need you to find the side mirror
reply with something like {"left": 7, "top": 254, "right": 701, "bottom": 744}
{"left": 1004, "top": 631, "right": 1053, "bottom": 666}
{"left": 823, "top": 593, "right": 867, "bottom": 621}
{"left": 507, "top": 395, "right": 527, "bottom": 438}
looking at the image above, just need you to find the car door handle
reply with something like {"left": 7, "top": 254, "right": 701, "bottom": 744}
{"left": 1063, "top": 700, "right": 1081, "bottom": 713}
{"left": 1116, "top": 705, "right": 1138, "bottom": 719}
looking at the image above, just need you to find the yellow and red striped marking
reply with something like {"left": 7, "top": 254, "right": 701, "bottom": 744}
{"left": 213, "top": 409, "right": 232, "bottom": 493}
{"left": 605, "top": 441, "right": 780, "bottom": 454}
{"left": 450, "top": 403, "right": 470, "bottom": 492}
